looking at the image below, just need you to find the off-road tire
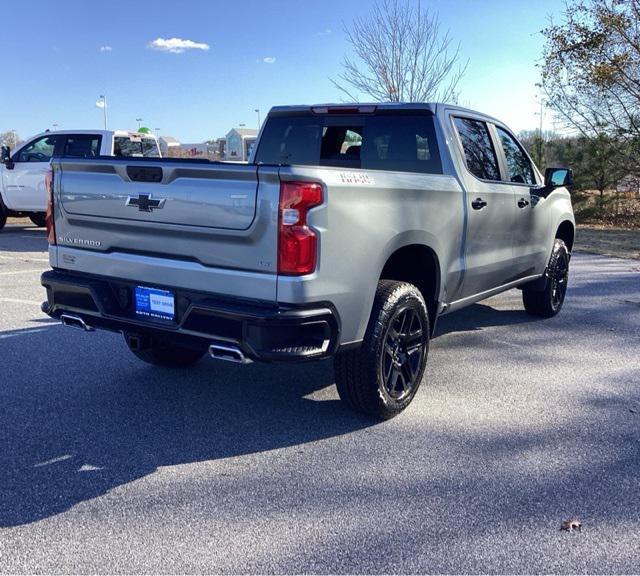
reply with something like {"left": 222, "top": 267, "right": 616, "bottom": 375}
{"left": 334, "top": 280, "right": 430, "bottom": 420}
{"left": 29, "top": 213, "right": 47, "bottom": 228}
{"left": 523, "top": 239, "right": 570, "bottom": 318}
{"left": 124, "top": 333, "right": 206, "bottom": 368}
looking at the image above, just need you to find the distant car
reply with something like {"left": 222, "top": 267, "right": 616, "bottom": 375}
{"left": 0, "top": 130, "right": 161, "bottom": 230}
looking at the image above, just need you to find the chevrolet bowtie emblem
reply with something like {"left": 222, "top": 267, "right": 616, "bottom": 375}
{"left": 125, "top": 194, "right": 166, "bottom": 212}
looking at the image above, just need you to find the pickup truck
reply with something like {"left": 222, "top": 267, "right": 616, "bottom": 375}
{"left": 41, "top": 103, "right": 575, "bottom": 419}
{"left": 0, "top": 130, "right": 161, "bottom": 230}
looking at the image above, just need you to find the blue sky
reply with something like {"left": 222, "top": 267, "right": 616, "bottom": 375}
{"left": 0, "top": 0, "right": 563, "bottom": 143}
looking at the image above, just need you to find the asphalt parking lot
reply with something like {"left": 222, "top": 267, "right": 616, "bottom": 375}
{"left": 0, "top": 220, "right": 639, "bottom": 574}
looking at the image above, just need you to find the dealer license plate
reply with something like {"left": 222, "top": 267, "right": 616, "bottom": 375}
{"left": 134, "top": 286, "right": 175, "bottom": 321}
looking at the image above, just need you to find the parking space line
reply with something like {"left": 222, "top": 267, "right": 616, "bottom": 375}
{"left": 34, "top": 454, "right": 73, "bottom": 467}
{"left": 0, "top": 254, "right": 49, "bottom": 262}
{"left": 0, "top": 234, "right": 45, "bottom": 239}
{"left": 0, "top": 328, "right": 49, "bottom": 339}
{"left": 0, "top": 298, "right": 43, "bottom": 305}
{"left": 0, "top": 269, "right": 43, "bottom": 276}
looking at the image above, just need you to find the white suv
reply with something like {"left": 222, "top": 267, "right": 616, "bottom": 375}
{"left": 0, "top": 130, "right": 161, "bottom": 230}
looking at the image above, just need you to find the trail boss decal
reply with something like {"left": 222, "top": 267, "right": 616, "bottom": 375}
{"left": 339, "top": 172, "right": 376, "bottom": 185}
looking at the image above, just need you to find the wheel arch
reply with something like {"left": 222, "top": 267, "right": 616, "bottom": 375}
{"left": 555, "top": 220, "right": 575, "bottom": 252}
{"left": 378, "top": 243, "right": 441, "bottom": 334}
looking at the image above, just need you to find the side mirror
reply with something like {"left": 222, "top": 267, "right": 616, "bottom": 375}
{"left": 544, "top": 167, "right": 573, "bottom": 189}
{"left": 1, "top": 146, "right": 14, "bottom": 169}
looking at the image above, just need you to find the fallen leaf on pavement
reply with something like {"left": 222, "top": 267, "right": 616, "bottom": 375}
{"left": 560, "top": 519, "right": 582, "bottom": 532}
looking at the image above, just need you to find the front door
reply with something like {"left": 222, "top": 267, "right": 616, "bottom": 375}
{"left": 451, "top": 116, "right": 517, "bottom": 299}
{"left": 2, "top": 134, "right": 60, "bottom": 211}
{"left": 493, "top": 125, "right": 547, "bottom": 278}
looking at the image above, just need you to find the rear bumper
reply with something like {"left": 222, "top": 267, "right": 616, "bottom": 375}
{"left": 41, "top": 269, "right": 341, "bottom": 362}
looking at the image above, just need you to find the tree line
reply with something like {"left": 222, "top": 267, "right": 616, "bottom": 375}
{"left": 333, "top": 0, "right": 640, "bottom": 225}
{"left": 528, "top": 0, "right": 640, "bottom": 225}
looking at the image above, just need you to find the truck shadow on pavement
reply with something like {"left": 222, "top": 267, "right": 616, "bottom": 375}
{"left": 1, "top": 254, "right": 637, "bottom": 529}
{"left": 0, "top": 324, "right": 373, "bottom": 527}
{"left": 434, "top": 303, "right": 543, "bottom": 337}
{"left": 0, "top": 299, "right": 586, "bottom": 529}
{"left": 0, "top": 225, "right": 48, "bottom": 253}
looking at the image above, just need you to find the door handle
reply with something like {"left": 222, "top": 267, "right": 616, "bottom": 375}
{"left": 471, "top": 198, "right": 487, "bottom": 210}
{"left": 517, "top": 198, "right": 530, "bottom": 208}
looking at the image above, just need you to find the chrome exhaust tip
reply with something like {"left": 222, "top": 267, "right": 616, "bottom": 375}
{"left": 60, "top": 314, "right": 94, "bottom": 332}
{"left": 208, "top": 343, "right": 252, "bottom": 364}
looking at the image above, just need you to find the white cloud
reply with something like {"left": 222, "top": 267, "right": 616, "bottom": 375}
{"left": 99, "top": 45, "right": 112, "bottom": 52}
{"left": 316, "top": 29, "right": 332, "bottom": 37}
{"left": 148, "top": 37, "right": 210, "bottom": 54}
{"left": 262, "top": 56, "right": 276, "bottom": 64}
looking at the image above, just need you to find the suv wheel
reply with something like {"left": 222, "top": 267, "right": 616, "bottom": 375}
{"left": 124, "top": 333, "right": 206, "bottom": 368}
{"left": 29, "top": 213, "right": 47, "bottom": 228}
{"left": 334, "top": 280, "right": 430, "bottom": 420}
{"left": 522, "top": 239, "right": 570, "bottom": 318}
{"left": 0, "top": 199, "right": 7, "bottom": 231}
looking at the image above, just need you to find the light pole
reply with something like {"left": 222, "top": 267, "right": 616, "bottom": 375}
{"left": 97, "top": 95, "right": 108, "bottom": 129}
{"left": 534, "top": 97, "right": 545, "bottom": 168}
{"left": 154, "top": 127, "right": 160, "bottom": 138}
{"left": 136, "top": 118, "right": 143, "bottom": 130}
{"left": 254, "top": 108, "right": 261, "bottom": 130}
{"left": 53, "top": 123, "right": 59, "bottom": 131}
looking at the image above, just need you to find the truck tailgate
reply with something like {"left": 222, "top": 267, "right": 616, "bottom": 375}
{"left": 51, "top": 158, "right": 280, "bottom": 300}
{"left": 60, "top": 160, "right": 258, "bottom": 229}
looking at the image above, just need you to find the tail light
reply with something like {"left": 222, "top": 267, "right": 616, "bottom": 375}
{"left": 45, "top": 167, "right": 56, "bottom": 244}
{"left": 278, "top": 181, "right": 323, "bottom": 275}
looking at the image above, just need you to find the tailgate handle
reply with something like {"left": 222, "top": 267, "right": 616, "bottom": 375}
{"left": 127, "top": 166, "right": 163, "bottom": 183}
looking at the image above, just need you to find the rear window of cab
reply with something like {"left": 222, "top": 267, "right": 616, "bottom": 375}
{"left": 255, "top": 113, "right": 442, "bottom": 174}
{"left": 113, "top": 136, "right": 160, "bottom": 158}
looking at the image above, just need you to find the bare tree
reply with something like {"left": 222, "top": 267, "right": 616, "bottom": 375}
{"left": 0, "top": 130, "right": 21, "bottom": 149}
{"left": 332, "top": 0, "right": 467, "bottom": 103}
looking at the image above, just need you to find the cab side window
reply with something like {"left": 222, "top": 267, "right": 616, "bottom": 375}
{"left": 453, "top": 117, "right": 500, "bottom": 181}
{"left": 64, "top": 135, "right": 101, "bottom": 158}
{"left": 496, "top": 126, "right": 535, "bottom": 185}
{"left": 15, "top": 136, "right": 58, "bottom": 163}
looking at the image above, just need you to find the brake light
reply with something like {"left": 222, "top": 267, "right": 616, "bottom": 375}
{"left": 278, "top": 181, "right": 323, "bottom": 275}
{"left": 45, "top": 167, "right": 55, "bottom": 244}
{"left": 311, "top": 105, "right": 377, "bottom": 115}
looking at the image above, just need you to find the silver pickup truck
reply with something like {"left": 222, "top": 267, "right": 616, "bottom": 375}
{"left": 41, "top": 103, "right": 575, "bottom": 419}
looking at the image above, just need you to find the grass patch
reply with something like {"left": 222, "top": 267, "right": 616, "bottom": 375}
{"left": 575, "top": 226, "right": 640, "bottom": 260}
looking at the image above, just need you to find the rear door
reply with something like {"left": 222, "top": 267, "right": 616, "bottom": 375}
{"left": 2, "top": 134, "right": 62, "bottom": 211}
{"left": 450, "top": 115, "right": 517, "bottom": 298}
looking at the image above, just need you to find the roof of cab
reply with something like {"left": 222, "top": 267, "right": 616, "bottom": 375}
{"left": 268, "top": 102, "right": 503, "bottom": 125}
{"left": 269, "top": 102, "right": 436, "bottom": 113}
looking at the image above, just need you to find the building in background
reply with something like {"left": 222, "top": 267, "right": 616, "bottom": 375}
{"left": 211, "top": 137, "right": 226, "bottom": 160}
{"left": 179, "top": 142, "right": 210, "bottom": 157}
{"left": 225, "top": 128, "right": 257, "bottom": 161}
{"left": 159, "top": 136, "right": 180, "bottom": 156}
